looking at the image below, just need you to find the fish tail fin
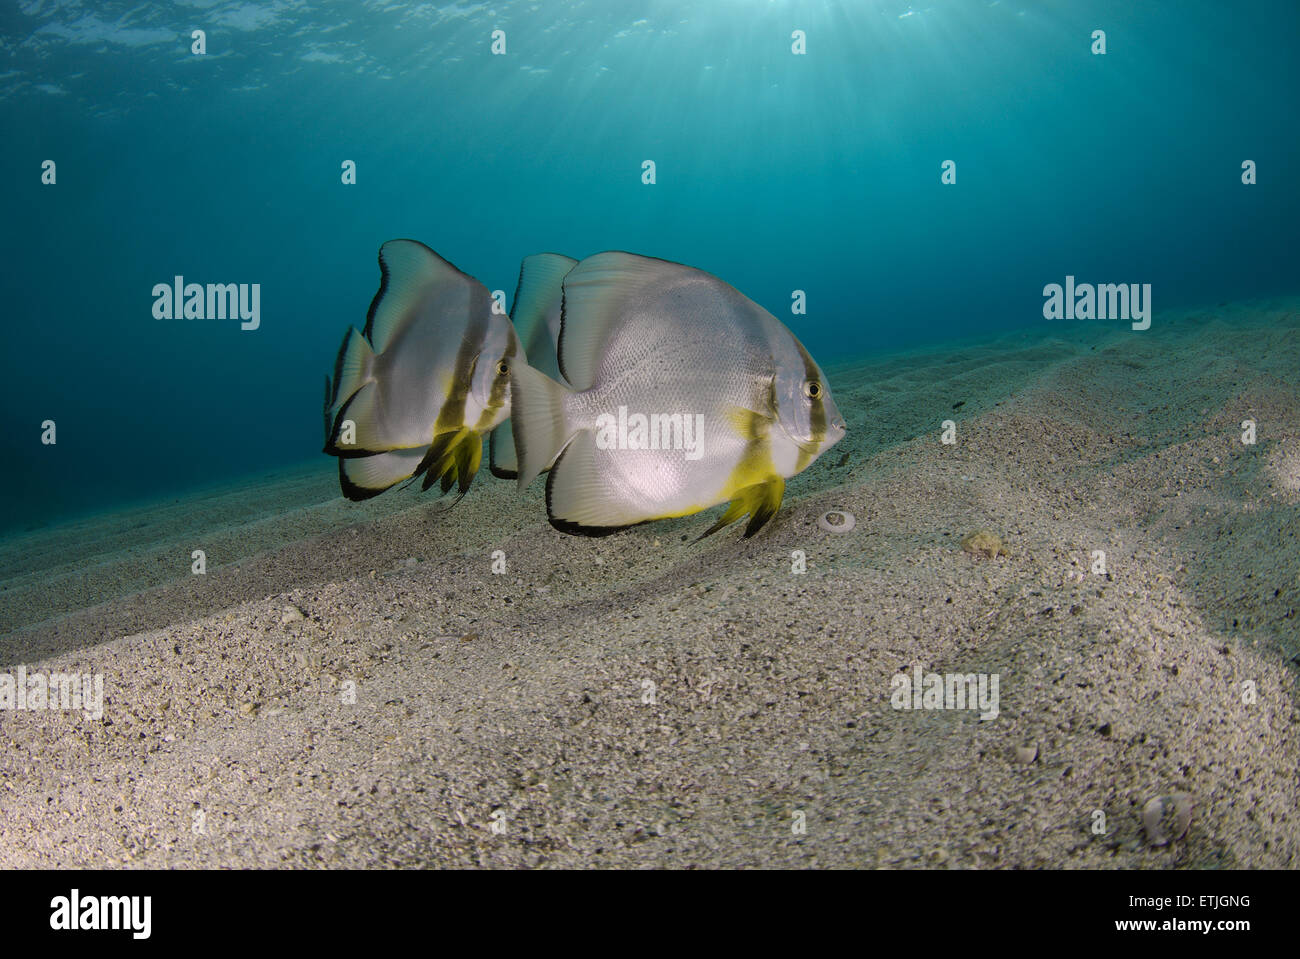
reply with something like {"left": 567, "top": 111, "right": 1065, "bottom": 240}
{"left": 324, "top": 328, "right": 378, "bottom": 453}
{"left": 511, "top": 362, "right": 577, "bottom": 489}
{"left": 331, "top": 327, "right": 375, "bottom": 409}
{"left": 696, "top": 477, "right": 786, "bottom": 540}
{"left": 322, "top": 374, "right": 333, "bottom": 445}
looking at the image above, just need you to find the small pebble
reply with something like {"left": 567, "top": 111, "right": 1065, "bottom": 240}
{"left": 961, "top": 529, "right": 1009, "bottom": 559}
{"left": 1014, "top": 744, "right": 1038, "bottom": 764}
{"left": 818, "top": 510, "right": 856, "bottom": 533}
{"left": 281, "top": 605, "right": 305, "bottom": 625}
{"left": 1142, "top": 793, "right": 1193, "bottom": 846}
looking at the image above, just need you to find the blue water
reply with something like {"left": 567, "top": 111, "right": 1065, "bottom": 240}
{"left": 2, "top": 0, "right": 1297, "bottom": 533}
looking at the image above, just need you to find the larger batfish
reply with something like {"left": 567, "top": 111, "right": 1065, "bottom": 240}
{"left": 323, "top": 239, "right": 519, "bottom": 501}
{"left": 510, "top": 252, "right": 846, "bottom": 537}
{"left": 489, "top": 252, "right": 578, "bottom": 479}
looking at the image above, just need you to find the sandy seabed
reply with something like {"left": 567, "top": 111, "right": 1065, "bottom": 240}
{"left": 2, "top": 300, "right": 1298, "bottom": 868}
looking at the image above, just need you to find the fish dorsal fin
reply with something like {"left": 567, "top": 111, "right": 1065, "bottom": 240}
{"left": 365, "top": 239, "right": 472, "bottom": 353}
{"left": 512, "top": 253, "right": 577, "bottom": 359}
{"left": 558, "top": 251, "right": 686, "bottom": 392}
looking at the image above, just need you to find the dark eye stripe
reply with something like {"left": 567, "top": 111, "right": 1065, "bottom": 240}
{"left": 800, "top": 344, "right": 826, "bottom": 442}
{"left": 436, "top": 287, "right": 492, "bottom": 434}
{"left": 476, "top": 334, "right": 515, "bottom": 431}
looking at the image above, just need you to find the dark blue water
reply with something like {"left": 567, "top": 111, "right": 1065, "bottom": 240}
{"left": 2, "top": 0, "right": 1297, "bottom": 533}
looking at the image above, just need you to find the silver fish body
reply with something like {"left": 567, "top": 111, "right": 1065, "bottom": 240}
{"left": 510, "top": 252, "right": 846, "bottom": 536}
{"left": 323, "top": 239, "right": 519, "bottom": 501}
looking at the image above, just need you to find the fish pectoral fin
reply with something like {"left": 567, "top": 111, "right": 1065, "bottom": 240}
{"left": 696, "top": 477, "right": 786, "bottom": 540}
{"left": 722, "top": 404, "right": 772, "bottom": 442}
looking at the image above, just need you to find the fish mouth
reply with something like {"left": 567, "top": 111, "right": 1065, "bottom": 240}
{"left": 821, "top": 415, "right": 848, "bottom": 444}
{"left": 781, "top": 416, "right": 846, "bottom": 453}
{"left": 824, "top": 419, "right": 848, "bottom": 450}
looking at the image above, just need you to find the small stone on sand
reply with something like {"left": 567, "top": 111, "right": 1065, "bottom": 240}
{"left": 961, "top": 529, "right": 1009, "bottom": 559}
{"left": 1142, "top": 792, "right": 1193, "bottom": 846}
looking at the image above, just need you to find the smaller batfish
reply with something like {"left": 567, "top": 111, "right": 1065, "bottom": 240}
{"left": 323, "top": 239, "right": 519, "bottom": 502}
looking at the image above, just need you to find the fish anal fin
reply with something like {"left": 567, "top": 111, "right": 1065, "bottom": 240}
{"left": 339, "top": 447, "right": 429, "bottom": 501}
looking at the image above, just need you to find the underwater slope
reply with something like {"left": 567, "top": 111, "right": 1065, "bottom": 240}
{"left": 1, "top": 299, "right": 1297, "bottom": 867}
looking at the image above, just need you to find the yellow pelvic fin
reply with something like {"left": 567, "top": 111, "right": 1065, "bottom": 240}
{"left": 697, "top": 476, "right": 786, "bottom": 540}
{"left": 452, "top": 431, "right": 483, "bottom": 497}
{"left": 416, "top": 428, "right": 481, "bottom": 499}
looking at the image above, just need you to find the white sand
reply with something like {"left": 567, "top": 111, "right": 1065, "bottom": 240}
{"left": 2, "top": 299, "right": 1298, "bottom": 867}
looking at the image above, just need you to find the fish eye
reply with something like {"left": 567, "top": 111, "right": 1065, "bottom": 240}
{"left": 803, "top": 380, "right": 822, "bottom": 399}
{"left": 496, "top": 361, "right": 510, "bottom": 376}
